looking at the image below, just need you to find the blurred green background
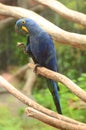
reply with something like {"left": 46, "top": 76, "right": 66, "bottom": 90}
{"left": 0, "top": 0, "right": 86, "bottom": 130}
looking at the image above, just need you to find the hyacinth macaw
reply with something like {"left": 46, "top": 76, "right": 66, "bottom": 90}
{"left": 15, "top": 18, "right": 62, "bottom": 114}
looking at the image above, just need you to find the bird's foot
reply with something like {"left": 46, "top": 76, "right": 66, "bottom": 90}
{"left": 33, "top": 64, "right": 41, "bottom": 74}
{"left": 17, "top": 42, "right": 27, "bottom": 54}
{"left": 17, "top": 42, "right": 25, "bottom": 48}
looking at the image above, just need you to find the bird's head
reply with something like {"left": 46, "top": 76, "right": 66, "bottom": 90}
{"left": 15, "top": 18, "right": 30, "bottom": 35}
{"left": 15, "top": 18, "right": 42, "bottom": 36}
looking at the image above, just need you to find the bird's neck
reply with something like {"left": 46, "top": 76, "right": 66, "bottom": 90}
{"left": 27, "top": 23, "right": 44, "bottom": 36}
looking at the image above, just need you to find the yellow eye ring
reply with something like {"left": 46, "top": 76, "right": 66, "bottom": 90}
{"left": 22, "top": 20, "right": 25, "bottom": 24}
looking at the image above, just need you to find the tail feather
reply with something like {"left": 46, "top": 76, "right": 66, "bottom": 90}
{"left": 47, "top": 79, "right": 62, "bottom": 114}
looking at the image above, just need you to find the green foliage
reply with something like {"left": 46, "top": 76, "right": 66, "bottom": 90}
{"left": 22, "top": 119, "right": 57, "bottom": 130}
{"left": 56, "top": 44, "right": 86, "bottom": 79}
{"left": 33, "top": 73, "right": 86, "bottom": 123}
{"left": 0, "top": 0, "right": 86, "bottom": 129}
{"left": 11, "top": 31, "right": 29, "bottom": 65}
{"left": 0, "top": 106, "right": 22, "bottom": 130}
{"left": 0, "top": 27, "right": 29, "bottom": 71}
{"left": 0, "top": 106, "right": 57, "bottom": 130}
{"left": 0, "top": 72, "right": 86, "bottom": 130}
{"left": 77, "top": 73, "right": 86, "bottom": 90}
{"left": 34, "top": 89, "right": 56, "bottom": 111}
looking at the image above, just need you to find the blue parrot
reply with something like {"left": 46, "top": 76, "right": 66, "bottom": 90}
{"left": 15, "top": 18, "right": 62, "bottom": 114}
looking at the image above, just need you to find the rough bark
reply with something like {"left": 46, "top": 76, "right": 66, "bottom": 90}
{"left": 13, "top": 64, "right": 29, "bottom": 79}
{"left": 23, "top": 70, "right": 37, "bottom": 95}
{"left": 23, "top": 59, "right": 37, "bottom": 95}
{"left": 26, "top": 107, "right": 86, "bottom": 130}
{"left": 28, "top": 63, "right": 86, "bottom": 103}
{"left": 0, "top": 76, "right": 86, "bottom": 130}
{"left": 34, "top": 0, "right": 86, "bottom": 27}
{"left": 0, "top": 17, "right": 15, "bottom": 30}
{"left": 0, "top": 3, "right": 86, "bottom": 50}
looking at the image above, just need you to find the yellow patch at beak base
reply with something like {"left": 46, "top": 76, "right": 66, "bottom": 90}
{"left": 22, "top": 26, "right": 29, "bottom": 33}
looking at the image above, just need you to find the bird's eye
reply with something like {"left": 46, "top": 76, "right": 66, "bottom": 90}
{"left": 22, "top": 20, "right": 25, "bottom": 24}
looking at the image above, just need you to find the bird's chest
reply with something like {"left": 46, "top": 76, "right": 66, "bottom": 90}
{"left": 30, "top": 36, "right": 40, "bottom": 58}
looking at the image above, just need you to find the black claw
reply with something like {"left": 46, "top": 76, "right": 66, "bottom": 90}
{"left": 33, "top": 64, "right": 40, "bottom": 73}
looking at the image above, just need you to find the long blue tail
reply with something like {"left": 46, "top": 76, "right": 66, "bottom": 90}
{"left": 47, "top": 79, "right": 62, "bottom": 114}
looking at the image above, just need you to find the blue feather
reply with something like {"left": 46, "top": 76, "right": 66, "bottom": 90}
{"left": 15, "top": 18, "right": 62, "bottom": 114}
{"left": 47, "top": 79, "right": 62, "bottom": 114}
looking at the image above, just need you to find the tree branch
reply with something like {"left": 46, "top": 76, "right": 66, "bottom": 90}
{"left": 23, "top": 59, "right": 37, "bottom": 95}
{"left": 0, "top": 17, "right": 15, "bottom": 30}
{"left": 0, "top": 75, "right": 86, "bottom": 130}
{"left": 25, "top": 107, "right": 86, "bottom": 130}
{"left": 0, "top": 3, "right": 86, "bottom": 50}
{"left": 34, "top": 0, "right": 86, "bottom": 27}
{"left": 13, "top": 64, "right": 29, "bottom": 79}
{"left": 28, "top": 63, "right": 86, "bottom": 103}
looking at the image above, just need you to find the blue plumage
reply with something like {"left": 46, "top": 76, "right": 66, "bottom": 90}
{"left": 15, "top": 18, "right": 62, "bottom": 114}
